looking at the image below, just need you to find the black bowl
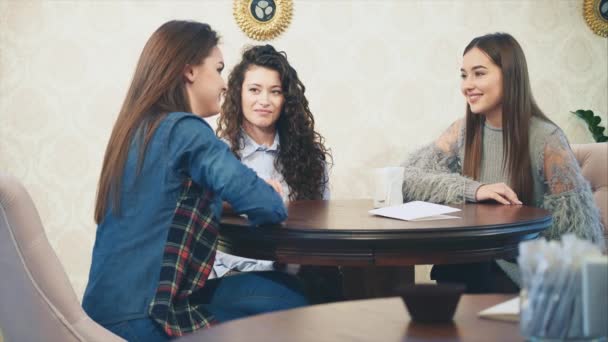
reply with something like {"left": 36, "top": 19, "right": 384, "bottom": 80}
{"left": 396, "top": 283, "right": 465, "bottom": 323}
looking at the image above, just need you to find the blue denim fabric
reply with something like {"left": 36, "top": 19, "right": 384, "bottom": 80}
{"left": 105, "top": 318, "right": 169, "bottom": 342}
{"left": 200, "top": 271, "right": 308, "bottom": 322}
{"left": 83, "top": 112, "right": 287, "bottom": 326}
{"left": 104, "top": 271, "right": 307, "bottom": 341}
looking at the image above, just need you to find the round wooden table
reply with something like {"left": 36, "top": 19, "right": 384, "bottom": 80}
{"left": 176, "top": 294, "right": 523, "bottom": 342}
{"left": 219, "top": 200, "right": 552, "bottom": 266}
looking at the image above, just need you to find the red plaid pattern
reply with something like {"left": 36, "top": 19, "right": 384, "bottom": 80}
{"left": 148, "top": 179, "right": 220, "bottom": 336}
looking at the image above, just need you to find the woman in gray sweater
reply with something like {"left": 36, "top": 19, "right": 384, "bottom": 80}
{"left": 401, "top": 32, "right": 605, "bottom": 292}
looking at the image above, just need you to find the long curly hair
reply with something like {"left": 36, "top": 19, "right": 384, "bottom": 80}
{"left": 217, "top": 45, "right": 331, "bottom": 200}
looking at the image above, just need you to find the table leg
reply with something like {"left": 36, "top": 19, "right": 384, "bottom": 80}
{"left": 341, "top": 266, "right": 414, "bottom": 300}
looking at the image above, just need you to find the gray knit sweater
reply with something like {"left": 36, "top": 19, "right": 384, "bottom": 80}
{"left": 401, "top": 117, "right": 606, "bottom": 285}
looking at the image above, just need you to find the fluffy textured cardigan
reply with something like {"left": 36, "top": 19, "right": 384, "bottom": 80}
{"left": 401, "top": 117, "right": 606, "bottom": 285}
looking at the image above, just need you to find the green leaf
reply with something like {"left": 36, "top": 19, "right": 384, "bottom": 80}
{"left": 571, "top": 109, "right": 608, "bottom": 143}
{"left": 572, "top": 110, "right": 583, "bottom": 119}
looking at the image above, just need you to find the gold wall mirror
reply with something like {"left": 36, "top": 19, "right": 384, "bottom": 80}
{"left": 234, "top": 0, "right": 293, "bottom": 41}
{"left": 584, "top": 0, "right": 608, "bottom": 37}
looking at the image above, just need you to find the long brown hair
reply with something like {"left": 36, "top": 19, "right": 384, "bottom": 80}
{"left": 94, "top": 20, "right": 219, "bottom": 223}
{"left": 462, "top": 33, "right": 552, "bottom": 204}
{"left": 217, "top": 45, "right": 331, "bottom": 200}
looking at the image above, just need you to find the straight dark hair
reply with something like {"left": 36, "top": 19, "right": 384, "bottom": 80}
{"left": 94, "top": 20, "right": 219, "bottom": 223}
{"left": 462, "top": 33, "right": 553, "bottom": 205}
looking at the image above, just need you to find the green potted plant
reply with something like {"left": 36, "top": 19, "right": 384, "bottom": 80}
{"left": 571, "top": 109, "right": 608, "bottom": 142}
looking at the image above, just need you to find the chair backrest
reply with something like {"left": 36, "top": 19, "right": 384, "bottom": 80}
{"left": 571, "top": 143, "right": 608, "bottom": 238}
{"left": 0, "top": 172, "right": 124, "bottom": 342}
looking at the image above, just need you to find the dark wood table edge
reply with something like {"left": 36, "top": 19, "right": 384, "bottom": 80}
{"left": 218, "top": 201, "right": 552, "bottom": 266}
{"left": 175, "top": 294, "right": 523, "bottom": 342}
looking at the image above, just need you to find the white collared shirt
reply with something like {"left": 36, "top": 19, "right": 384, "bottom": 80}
{"left": 238, "top": 131, "right": 290, "bottom": 202}
{"left": 211, "top": 131, "right": 330, "bottom": 278}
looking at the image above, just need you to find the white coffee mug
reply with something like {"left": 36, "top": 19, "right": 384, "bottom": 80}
{"left": 372, "top": 167, "right": 404, "bottom": 208}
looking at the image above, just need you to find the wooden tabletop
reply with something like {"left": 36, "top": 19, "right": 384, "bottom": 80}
{"left": 176, "top": 294, "right": 523, "bottom": 342}
{"left": 219, "top": 200, "right": 551, "bottom": 266}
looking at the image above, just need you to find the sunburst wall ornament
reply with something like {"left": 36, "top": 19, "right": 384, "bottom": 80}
{"left": 233, "top": 0, "right": 293, "bottom": 41}
{"left": 583, "top": 0, "right": 608, "bottom": 37}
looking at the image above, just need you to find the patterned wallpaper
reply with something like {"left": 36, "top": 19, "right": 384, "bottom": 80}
{"left": 1, "top": 0, "right": 606, "bottom": 299}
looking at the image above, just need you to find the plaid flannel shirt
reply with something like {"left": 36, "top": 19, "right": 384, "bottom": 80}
{"left": 148, "top": 179, "right": 219, "bottom": 337}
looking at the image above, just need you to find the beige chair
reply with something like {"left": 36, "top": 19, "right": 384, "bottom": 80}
{"left": 0, "top": 172, "right": 124, "bottom": 342}
{"left": 571, "top": 143, "right": 608, "bottom": 239}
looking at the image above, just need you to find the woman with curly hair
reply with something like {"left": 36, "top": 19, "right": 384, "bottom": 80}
{"left": 217, "top": 44, "right": 330, "bottom": 201}
{"left": 214, "top": 44, "right": 339, "bottom": 302}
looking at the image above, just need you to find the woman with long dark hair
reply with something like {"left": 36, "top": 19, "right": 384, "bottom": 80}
{"left": 214, "top": 45, "right": 339, "bottom": 303}
{"left": 83, "top": 21, "right": 307, "bottom": 341}
{"left": 217, "top": 44, "right": 330, "bottom": 202}
{"left": 401, "top": 33, "right": 605, "bottom": 292}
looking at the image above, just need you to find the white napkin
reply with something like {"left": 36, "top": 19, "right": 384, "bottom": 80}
{"left": 369, "top": 201, "right": 461, "bottom": 221}
{"left": 478, "top": 297, "right": 519, "bottom": 322}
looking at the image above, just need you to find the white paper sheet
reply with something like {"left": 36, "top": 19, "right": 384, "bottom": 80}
{"left": 478, "top": 297, "right": 519, "bottom": 322}
{"left": 368, "top": 201, "right": 461, "bottom": 221}
{"left": 410, "top": 214, "right": 461, "bottom": 221}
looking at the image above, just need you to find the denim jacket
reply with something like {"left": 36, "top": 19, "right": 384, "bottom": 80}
{"left": 82, "top": 112, "right": 286, "bottom": 325}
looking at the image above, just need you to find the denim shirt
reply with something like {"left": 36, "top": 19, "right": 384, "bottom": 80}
{"left": 82, "top": 112, "right": 286, "bottom": 325}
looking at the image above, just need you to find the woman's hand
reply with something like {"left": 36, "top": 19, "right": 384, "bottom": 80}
{"left": 475, "top": 183, "right": 522, "bottom": 205}
{"left": 265, "top": 179, "right": 283, "bottom": 197}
